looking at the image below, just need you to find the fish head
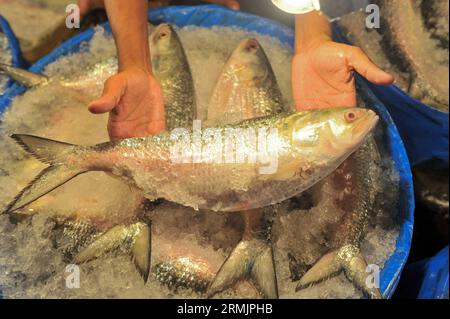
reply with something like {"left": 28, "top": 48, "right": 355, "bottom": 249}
{"left": 150, "top": 24, "right": 185, "bottom": 74}
{"left": 290, "top": 108, "right": 379, "bottom": 158}
{"left": 224, "top": 38, "right": 271, "bottom": 86}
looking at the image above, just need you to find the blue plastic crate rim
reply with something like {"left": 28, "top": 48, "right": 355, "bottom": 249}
{"left": 332, "top": 21, "right": 449, "bottom": 167}
{"left": 0, "top": 5, "right": 414, "bottom": 298}
{"left": 0, "top": 15, "right": 27, "bottom": 93}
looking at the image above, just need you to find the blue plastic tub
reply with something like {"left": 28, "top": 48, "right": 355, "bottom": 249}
{"left": 0, "top": 15, "right": 27, "bottom": 95}
{"left": 332, "top": 23, "right": 449, "bottom": 167}
{"left": 0, "top": 5, "right": 414, "bottom": 298}
{"left": 418, "top": 247, "right": 449, "bottom": 299}
{"left": 399, "top": 246, "right": 449, "bottom": 299}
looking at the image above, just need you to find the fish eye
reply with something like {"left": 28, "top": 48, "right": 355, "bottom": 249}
{"left": 344, "top": 111, "right": 357, "bottom": 123}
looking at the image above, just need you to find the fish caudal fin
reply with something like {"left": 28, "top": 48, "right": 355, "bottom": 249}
{"left": 0, "top": 63, "right": 49, "bottom": 87}
{"left": 74, "top": 222, "right": 152, "bottom": 282}
{"left": 131, "top": 222, "right": 152, "bottom": 282}
{"left": 251, "top": 244, "right": 279, "bottom": 299}
{"left": 4, "top": 134, "right": 86, "bottom": 213}
{"left": 11, "top": 134, "right": 75, "bottom": 165}
{"left": 295, "top": 250, "right": 341, "bottom": 288}
{"left": 4, "top": 165, "right": 85, "bottom": 213}
{"left": 207, "top": 239, "right": 278, "bottom": 299}
{"left": 296, "top": 245, "right": 383, "bottom": 299}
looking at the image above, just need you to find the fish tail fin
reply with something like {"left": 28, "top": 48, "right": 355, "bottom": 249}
{"left": 340, "top": 248, "right": 383, "bottom": 299}
{"left": 296, "top": 245, "right": 383, "bottom": 299}
{"left": 131, "top": 222, "right": 152, "bottom": 283}
{"left": 73, "top": 225, "right": 129, "bottom": 264}
{"left": 74, "top": 222, "right": 152, "bottom": 283}
{"left": 0, "top": 63, "right": 49, "bottom": 87}
{"left": 251, "top": 243, "right": 279, "bottom": 299}
{"left": 3, "top": 134, "right": 87, "bottom": 213}
{"left": 295, "top": 250, "right": 341, "bottom": 290}
{"left": 207, "top": 238, "right": 278, "bottom": 299}
{"left": 4, "top": 166, "right": 86, "bottom": 214}
{"left": 11, "top": 134, "right": 76, "bottom": 165}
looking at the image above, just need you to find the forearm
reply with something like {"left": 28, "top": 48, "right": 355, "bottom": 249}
{"left": 104, "top": 0, "right": 151, "bottom": 72}
{"left": 295, "top": 11, "right": 331, "bottom": 54}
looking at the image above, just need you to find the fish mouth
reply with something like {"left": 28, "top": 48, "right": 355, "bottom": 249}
{"left": 152, "top": 23, "right": 173, "bottom": 43}
{"left": 331, "top": 109, "right": 379, "bottom": 157}
{"left": 237, "top": 38, "right": 261, "bottom": 54}
{"left": 244, "top": 38, "right": 260, "bottom": 52}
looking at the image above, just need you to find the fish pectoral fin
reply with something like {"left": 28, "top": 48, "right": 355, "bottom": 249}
{"left": 74, "top": 222, "right": 152, "bottom": 283}
{"left": 0, "top": 63, "right": 49, "bottom": 87}
{"left": 296, "top": 245, "right": 383, "bottom": 299}
{"left": 207, "top": 239, "right": 278, "bottom": 299}
{"left": 261, "top": 160, "right": 299, "bottom": 181}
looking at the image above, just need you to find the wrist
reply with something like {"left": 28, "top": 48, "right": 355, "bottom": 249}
{"left": 294, "top": 10, "right": 332, "bottom": 54}
{"left": 120, "top": 65, "right": 154, "bottom": 78}
{"left": 118, "top": 51, "right": 152, "bottom": 74}
{"left": 122, "top": 63, "right": 152, "bottom": 73}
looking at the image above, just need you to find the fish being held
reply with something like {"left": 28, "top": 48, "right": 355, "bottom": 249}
{"left": 4, "top": 108, "right": 378, "bottom": 215}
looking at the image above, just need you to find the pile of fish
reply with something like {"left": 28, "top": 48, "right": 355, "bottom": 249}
{"left": 336, "top": 0, "right": 449, "bottom": 112}
{"left": 0, "top": 24, "right": 400, "bottom": 299}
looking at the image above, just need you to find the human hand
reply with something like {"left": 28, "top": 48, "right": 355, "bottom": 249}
{"left": 148, "top": 0, "right": 240, "bottom": 9}
{"left": 78, "top": 0, "right": 240, "bottom": 17}
{"left": 292, "top": 39, "right": 394, "bottom": 111}
{"left": 88, "top": 67, "right": 165, "bottom": 140}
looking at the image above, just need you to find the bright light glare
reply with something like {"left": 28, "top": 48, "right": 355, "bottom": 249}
{"left": 271, "top": 0, "right": 321, "bottom": 14}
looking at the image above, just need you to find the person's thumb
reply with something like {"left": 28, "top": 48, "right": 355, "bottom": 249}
{"left": 88, "top": 76, "right": 125, "bottom": 114}
{"left": 347, "top": 47, "right": 394, "bottom": 86}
